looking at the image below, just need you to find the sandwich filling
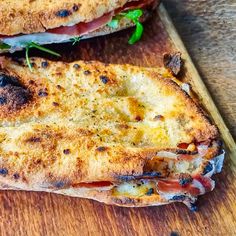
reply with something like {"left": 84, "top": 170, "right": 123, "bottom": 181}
{"left": 0, "top": 0, "right": 158, "bottom": 52}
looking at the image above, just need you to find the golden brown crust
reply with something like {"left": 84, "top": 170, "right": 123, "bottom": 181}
{"left": 0, "top": 0, "right": 143, "bottom": 35}
{"left": 0, "top": 57, "right": 219, "bottom": 189}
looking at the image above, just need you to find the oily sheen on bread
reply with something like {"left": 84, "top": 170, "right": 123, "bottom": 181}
{"left": 0, "top": 57, "right": 224, "bottom": 208}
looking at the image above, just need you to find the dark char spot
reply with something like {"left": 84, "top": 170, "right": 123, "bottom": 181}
{"left": 27, "top": 137, "right": 41, "bottom": 143}
{"left": 63, "top": 149, "right": 71, "bottom": 155}
{"left": 73, "top": 64, "right": 80, "bottom": 69}
{"left": 56, "top": 85, "right": 63, "bottom": 90}
{"left": 0, "top": 85, "right": 31, "bottom": 110}
{"left": 0, "top": 96, "right": 7, "bottom": 105}
{"left": 179, "top": 173, "right": 193, "bottom": 186}
{"left": 84, "top": 70, "right": 91, "bottom": 75}
{"left": 0, "top": 168, "right": 8, "bottom": 176}
{"left": 13, "top": 173, "right": 20, "bottom": 179}
{"left": 202, "top": 162, "right": 213, "bottom": 175}
{"left": 99, "top": 76, "right": 109, "bottom": 84}
{"left": 38, "top": 89, "right": 48, "bottom": 97}
{"left": 153, "top": 115, "right": 164, "bottom": 121}
{"left": 52, "top": 102, "right": 59, "bottom": 106}
{"left": 146, "top": 188, "right": 154, "bottom": 196}
{"left": 118, "top": 175, "right": 135, "bottom": 181}
{"left": 72, "top": 4, "right": 80, "bottom": 12}
{"left": 56, "top": 9, "right": 71, "bottom": 17}
{"left": 171, "top": 195, "right": 186, "bottom": 201}
{"left": 96, "top": 146, "right": 107, "bottom": 152}
{"left": 135, "top": 116, "right": 142, "bottom": 121}
{"left": 143, "top": 171, "right": 161, "bottom": 177}
{"left": 0, "top": 73, "right": 20, "bottom": 87}
{"left": 175, "top": 149, "right": 192, "bottom": 155}
{"left": 41, "top": 61, "right": 49, "bottom": 68}
{"left": 54, "top": 181, "right": 65, "bottom": 188}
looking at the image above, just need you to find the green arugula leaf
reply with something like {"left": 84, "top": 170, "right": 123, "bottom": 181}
{"left": 70, "top": 37, "right": 81, "bottom": 45}
{"left": 0, "top": 42, "right": 11, "bottom": 50}
{"left": 128, "top": 21, "right": 143, "bottom": 45}
{"left": 25, "top": 42, "right": 61, "bottom": 71}
{"left": 107, "top": 9, "right": 144, "bottom": 44}
{"left": 121, "top": 9, "right": 143, "bottom": 21}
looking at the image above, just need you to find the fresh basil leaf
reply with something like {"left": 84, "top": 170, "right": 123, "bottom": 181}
{"left": 128, "top": 22, "right": 144, "bottom": 45}
{"left": 0, "top": 42, "right": 11, "bottom": 50}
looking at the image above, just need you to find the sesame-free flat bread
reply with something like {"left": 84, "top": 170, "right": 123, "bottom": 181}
{"left": 0, "top": 57, "right": 224, "bottom": 208}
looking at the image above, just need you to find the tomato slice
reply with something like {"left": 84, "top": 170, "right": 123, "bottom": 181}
{"left": 193, "top": 175, "right": 213, "bottom": 192}
{"left": 48, "top": 12, "right": 113, "bottom": 35}
{"left": 157, "top": 180, "right": 200, "bottom": 196}
{"left": 177, "top": 143, "right": 190, "bottom": 149}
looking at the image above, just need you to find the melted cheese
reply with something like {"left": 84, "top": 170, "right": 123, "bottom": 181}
{"left": 113, "top": 180, "right": 155, "bottom": 197}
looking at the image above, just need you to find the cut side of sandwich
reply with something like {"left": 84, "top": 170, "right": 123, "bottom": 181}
{"left": 0, "top": 57, "right": 224, "bottom": 209}
{"left": 0, "top": 0, "right": 159, "bottom": 53}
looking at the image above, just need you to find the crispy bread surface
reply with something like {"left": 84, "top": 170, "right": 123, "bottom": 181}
{"left": 0, "top": 57, "right": 219, "bottom": 190}
{"left": 0, "top": 0, "right": 142, "bottom": 35}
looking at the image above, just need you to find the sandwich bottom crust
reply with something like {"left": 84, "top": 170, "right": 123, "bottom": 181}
{"left": 0, "top": 151, "right": 224, "bottom": 209}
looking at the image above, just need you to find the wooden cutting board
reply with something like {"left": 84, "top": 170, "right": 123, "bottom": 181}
{"left": 2, "top": 4, "right": 236, "bottom": 236}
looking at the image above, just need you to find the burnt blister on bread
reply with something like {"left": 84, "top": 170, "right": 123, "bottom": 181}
{"left": 55, "top": 9, "right": 72, "bottom": 18}
{"left": 100, "top": 75, "right": 109, "bottom": 84}
{"left": 0, "top": 73, "right": 21, "bottom": 87}
{"left": 0, "top": 73, "right": 32, "bottom": 112}
{"left": 72, "top": 4, "right": 81, "bottom": 12}
{"left": 0, "top": 168, "right": 8, "bottom": 176}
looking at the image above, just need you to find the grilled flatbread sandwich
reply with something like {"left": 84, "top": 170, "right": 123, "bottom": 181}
{"left": 0, "top": 0, "right": 159, "bottom": 53}
{"left": 0, "top": 57, "right": 224, "bottom": 209}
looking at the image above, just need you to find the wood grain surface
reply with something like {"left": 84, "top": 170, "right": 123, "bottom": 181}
{"left": 1, "top": 2, "right": 236, "bottom": 236}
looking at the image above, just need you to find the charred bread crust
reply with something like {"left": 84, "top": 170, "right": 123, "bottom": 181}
{"left": 0, "top": 57, "right": 220, "bottom": 187}
{"left": 0, "top": 0, "right": 159, "bottom": 36}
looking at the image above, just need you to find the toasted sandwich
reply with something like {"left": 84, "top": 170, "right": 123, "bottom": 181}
{"left": 0, "top": 0, "right": 159, "bottom": 53}
{"left": 0, "top": 57, "right": 224, "bottom": 209}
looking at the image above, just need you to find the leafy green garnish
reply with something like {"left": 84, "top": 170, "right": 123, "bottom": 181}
{"left": 107, "top": 9, "right": 144, "bottom": 44}
{"left": 25, "top": 42, "right": 61, "bottom": 71}
{"left": 70, "top": 37, "right": 81, "bottom": 45}
{"left": 128, "top": 21, "right": 143, "bottom": 45}
{"left": 120, "top": 9, "right": 143, "bottom": 20}
{"left": 0, "top": 42, "right": 11, "bottom": 50}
